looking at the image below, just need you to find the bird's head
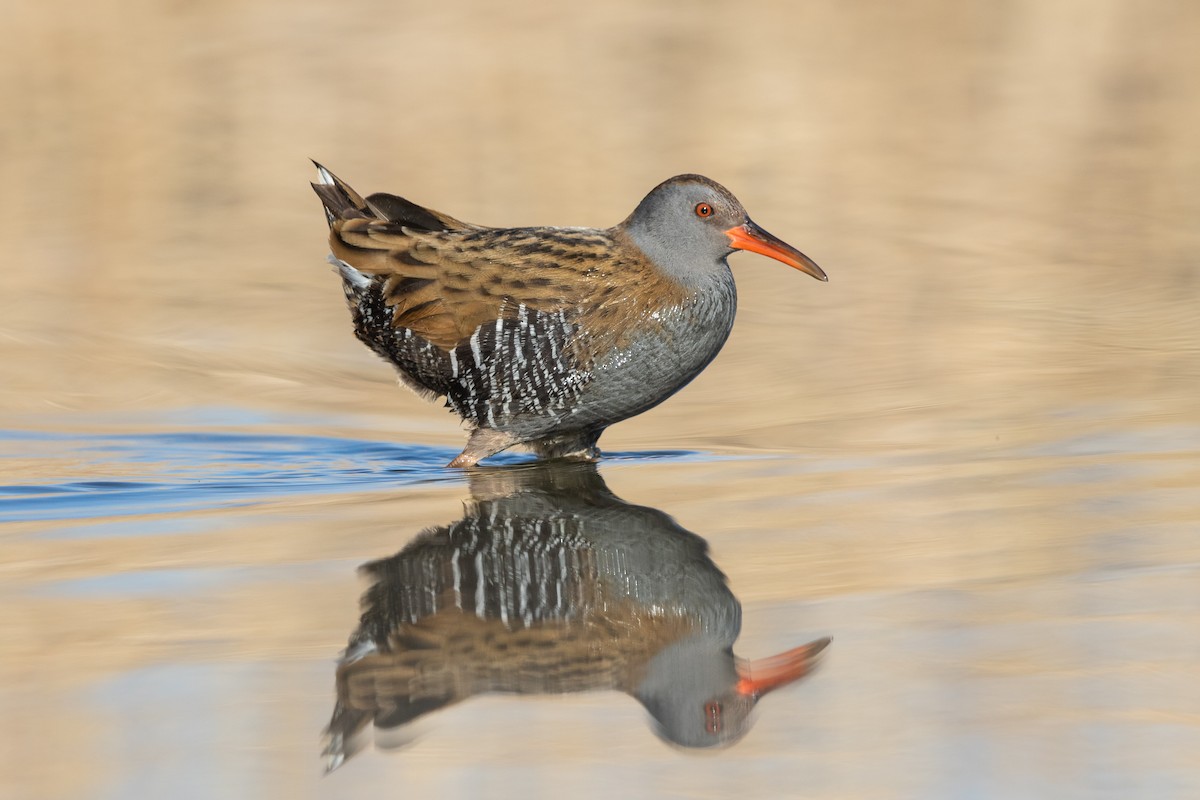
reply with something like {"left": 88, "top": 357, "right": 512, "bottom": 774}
{"left": 622, "top": 175, "right": 827, "bottom": 286}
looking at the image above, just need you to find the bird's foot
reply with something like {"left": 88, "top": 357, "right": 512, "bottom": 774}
{"left": 556, "top": 445, "right": 601, "bottom": 462}
{"left": 526, "top": 430, "right": 603, "bottom": 463}
{"left": 447, "top": 428, "right": 520, "bottom": 468}
{"left": 448, "top": 428, "right": 603, "bottom": 468}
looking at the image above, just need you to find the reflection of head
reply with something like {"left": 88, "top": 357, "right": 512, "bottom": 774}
{"left": 635, "top": 637, "right": 755, "bottom": 748}
{"left": 636, "top": 636, "right": 831, "bottom": 749}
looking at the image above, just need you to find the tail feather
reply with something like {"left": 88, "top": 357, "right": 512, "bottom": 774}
{"left": 310, "top": 160, "right": 370, "bottom": 227}
{"left": 310, "top": 160, "right": 478, "bottom": 232}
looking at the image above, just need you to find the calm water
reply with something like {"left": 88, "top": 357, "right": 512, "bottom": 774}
{"left": 4, "top": 1, "right": 1200, "bottom": 798}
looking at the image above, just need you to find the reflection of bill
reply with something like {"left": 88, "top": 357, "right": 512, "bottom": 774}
{"left": 324, "top": 463, "right": 830, "bottom": 771}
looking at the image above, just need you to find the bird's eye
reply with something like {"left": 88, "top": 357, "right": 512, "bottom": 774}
{"left": 695, "top": 203, "right": 713, "bottom": 218}
{"left": 704, "top": 701, "right": 723, "bottom": 734}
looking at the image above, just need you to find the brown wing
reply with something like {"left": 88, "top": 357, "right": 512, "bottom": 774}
{"left": 313, "top": 164, "right": 687, "bottom": 353}
{"left": 332, "top": 221, "right": 632, "bottom": 350}
{"left": 312, "top": 165, "right": 609, "bottom": 347}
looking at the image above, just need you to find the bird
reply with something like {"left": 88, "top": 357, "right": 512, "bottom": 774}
{"left": 311, "top": 164, "right": 827, "bottom": 467}
{"left": 322, "top": 462, "right": 830, "bottom": 770}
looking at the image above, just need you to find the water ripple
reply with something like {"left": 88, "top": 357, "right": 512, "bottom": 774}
{"left": 0, "top": 430, "right": 702, "bottom": 523}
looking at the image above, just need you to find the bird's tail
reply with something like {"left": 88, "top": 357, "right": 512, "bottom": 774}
{"left": 322, "top": 699, "right": 371, "bottom": 774}
{"left": 310, "top": 160, "right": 370, "bottom": 228}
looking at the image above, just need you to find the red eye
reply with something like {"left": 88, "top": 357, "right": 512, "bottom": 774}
{"left": 695, "top": 203, "right": 713, "bottom": 218}
{"left": 704, "top": 701, "right": 723, "bottom": 734}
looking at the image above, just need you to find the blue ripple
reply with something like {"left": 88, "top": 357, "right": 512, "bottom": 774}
{"left": 0, "top": 432, "right": 464, "bottom": 523}
{"left": 0, "top": 429, "right": 709, "bottom": 524}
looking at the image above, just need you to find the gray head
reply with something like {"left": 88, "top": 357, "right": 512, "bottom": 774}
{"left": 619, "top": 174, "right": 827, "bottom": 287}
{"left": 634, "top": 635, "right": 831, "bottom": 749}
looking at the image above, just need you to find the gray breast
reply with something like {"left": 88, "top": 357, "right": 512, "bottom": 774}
{"left": 563, "top": 268, "right": 738, "bottom": 430}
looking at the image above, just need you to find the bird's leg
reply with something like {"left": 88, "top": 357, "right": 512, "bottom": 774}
{"left": 527, "top": 429, "right": 603, "bottom": 462}
{"left": 447, "top": 428, "right": 521, "bottom": 468}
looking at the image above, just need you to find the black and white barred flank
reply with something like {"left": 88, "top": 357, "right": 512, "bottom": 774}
{"left": 337, "top": 257, "right": 591, "bottom": 430}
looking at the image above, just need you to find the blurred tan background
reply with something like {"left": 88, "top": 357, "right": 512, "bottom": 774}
{"left": 3, "top": 0, "right": 1197, "bottom": 452}
{"left": 2, "top": 1, "right": 1200, "bottom": 799}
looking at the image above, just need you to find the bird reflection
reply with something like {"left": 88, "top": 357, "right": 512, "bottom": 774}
{"left": 324, "top": 462, "right": 829, "bottom": 771}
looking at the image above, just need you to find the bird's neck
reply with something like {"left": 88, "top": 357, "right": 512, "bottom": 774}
{"left": 612, "top": 227, "right": 732, "bottom": 294}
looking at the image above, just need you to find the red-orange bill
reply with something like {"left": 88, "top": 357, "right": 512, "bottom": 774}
{"left": 726, "top": 222, "right": 827, "bottom": 281}
{"left": 735, "top": 637, "right": 832, "bottom": 697}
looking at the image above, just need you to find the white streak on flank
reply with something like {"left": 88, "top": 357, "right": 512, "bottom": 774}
{"left": 448, "top": 349, "right": 459, "bottom": 378}
{"left": 482, "top": 317, "right": 509, "bottom": 421}
{"left": 474, "top": 551, "right": 486, "bottom": 619}
{"left": 547, "top": 314, "right": 560, "bottom": 361}
{"left": 470, "top": 328, "right": 483, "bottom": 366}
{"left": 497, "top": 521, "right": 510, "bottom": 627}
{"left": 512, "top": 316, "right": 527, "bottom": 369}
{"left": 519, "top": 577, "right": 530, "bottom": 627}
{"left": 550, "top": 310, "right": 571, "bottom": 371}
{"left": 557, "top": 546, "right": 569, "bottom": 611}
{"left": 528, "top": 318, "right": 546, "bottom": 375}
{"left": 450, "top": 548, "right": 462, "bottom": 610}
{"left": 510, "top": 332, "right": 523, "bottom": 383}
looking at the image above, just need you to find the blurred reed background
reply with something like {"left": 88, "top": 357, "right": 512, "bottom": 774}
{"left": 1, "top": 1, "right": 1198, "bottom": 799}
{"left": 3, "top": 0, "right": 1196, "bottom": 449}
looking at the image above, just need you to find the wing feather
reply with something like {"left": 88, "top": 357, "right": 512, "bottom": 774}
{"left": 314, "top": 167, "right": 686, "bottom": 347}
